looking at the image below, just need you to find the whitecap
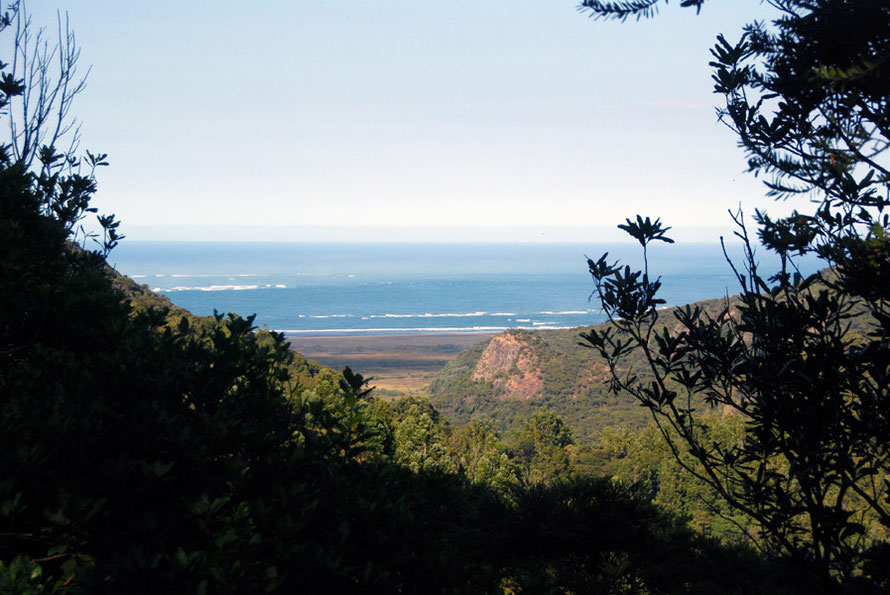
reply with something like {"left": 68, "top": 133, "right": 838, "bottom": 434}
{"left": 277, "top": 324, "right": 576, "bottom": 335}
{"left": 370, "top": 311, "right": 487, "bottom": 319}
{"left": 156, "top": 283, "right": 264, "bottom": 292}
{"left": 279, "top": 326, "right": 507, "bottom": 334}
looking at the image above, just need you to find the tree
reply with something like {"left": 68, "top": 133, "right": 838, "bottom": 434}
{"left": 580, "top": 0, "right": 890, "bottom": 588}
{"left": 7, "top": 2, "right": 88, "bottom": 169}
{"left": 578, "top": 0, "right": 705, "bottom": 21}
{"left": 390, "top": 396, "right": 453, "bottom": 472}
{"left": 450, "top": 420, "right": 520, "bottom": 490}
{"left": 300, "top": 366, "right": 396, "bottom": 462}
{"left": 511, "top": 407, "right": 575, "bottom": 485}
{"left": 0, "top": 1, "right": 118, "bottom": 255}
{"left": 1, "top": 3, "right": 815, "bottom": 591}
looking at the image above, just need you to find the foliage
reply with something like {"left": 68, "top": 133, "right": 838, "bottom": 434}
{"left": 299, "top": 366, "right": 396, "bottom": 461}
{"left": 0, "top": 4, "right": 839, "bottom": 591}
{"left": 0, "top": 173, "right": 795, "bottom": 593}
{"left": 504, "top": 476, "right": 807, "bottom": 595}
{"left": 578, "top": 0, "right": 704, "bottom": 22}
{"left": 429, "top": 301, "right": 732, "bottom": 443}
{"left": 581, "top": 0, "right": 890, "bottom": 587}
{"left": 600, "top": 418, "right": 757, "bottom": 543}
{"left": 509, "top": 408, "right": 575, "bottom": 485}
{"left": 6, "top": 2, "right": 89, "bottom": 171}
{"left": 449, "top": 420, "right": 520, "bottom": 491}
{"left": 388, "top": 395, "right": 453, "bottom": 472}
{"left": 2, "top": 1, "right": 117, "bottom": 254}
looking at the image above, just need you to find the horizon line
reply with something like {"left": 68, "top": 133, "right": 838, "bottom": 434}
{"left": 108, "top": 224, "right": 735, "bottom": 244}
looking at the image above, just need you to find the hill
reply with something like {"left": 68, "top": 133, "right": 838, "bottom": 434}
{"left": 108, "top": 264, "right": 334, "bottom": 389}
{"left": 429, "top": 295, "right": 735, "bottom": 443}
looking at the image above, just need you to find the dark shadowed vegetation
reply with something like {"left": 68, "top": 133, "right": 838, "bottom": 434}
{"left": 4, "top": 0, "right": 887, "bottom": 592}
{"left": 581, "top": 0, "right": 890, "bottom": 589}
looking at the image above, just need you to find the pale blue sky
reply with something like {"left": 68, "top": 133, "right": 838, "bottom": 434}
{"left": 26, "top": 1, "right": 785, "bottom": 242}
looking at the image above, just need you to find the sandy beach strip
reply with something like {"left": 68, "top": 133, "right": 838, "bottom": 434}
{"left": 285, "top": 332, "right": 497, "bottom": 394}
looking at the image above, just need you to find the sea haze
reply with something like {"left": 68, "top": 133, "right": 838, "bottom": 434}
{"left": 109, "top": 242, "right": 823, "bottom": 335}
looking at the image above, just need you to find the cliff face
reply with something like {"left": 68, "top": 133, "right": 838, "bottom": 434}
{"left": 472, "top": 331, "right": 544, "bottom": 401}
{"left": 429, "top": 294, "right": 740, "bottom": 442}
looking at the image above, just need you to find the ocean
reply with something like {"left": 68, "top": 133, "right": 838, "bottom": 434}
{"left": 109, "top": 242, "right": 823, "bottom": 335}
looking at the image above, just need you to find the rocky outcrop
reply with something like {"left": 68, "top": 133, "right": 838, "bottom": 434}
{"left": 472, "top": 331, "right": 544, "bottom": 400}
{"left": 430, "top": 294, "right": 753, "bottom": 441}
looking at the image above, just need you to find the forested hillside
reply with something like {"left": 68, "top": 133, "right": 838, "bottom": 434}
{"left": 111, "top": 267, "right": 334, "bottom": 390}
{"left": 0, "top": 7, "right": 803, "bottom": 588}
{"left": 3, "top": 132, "right": 800, "bottom": 592}
{"left": 429, "top": 295, "right": 733, "bottom": 442}
{"left": 4, "top": 0, "right": 889, "bottom": 590}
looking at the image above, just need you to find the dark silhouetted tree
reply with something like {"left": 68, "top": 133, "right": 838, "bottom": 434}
{"left": 581, "top": 0, "right": 890, "bottom": 588}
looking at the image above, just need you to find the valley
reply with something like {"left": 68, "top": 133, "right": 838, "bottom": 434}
{"left": 285, "top": 332, "right": 496, "bottom": 395}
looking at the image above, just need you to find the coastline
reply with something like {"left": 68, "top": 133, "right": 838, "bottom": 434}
{"left": 285, "top": 331, "right": 498, "bottom": 395}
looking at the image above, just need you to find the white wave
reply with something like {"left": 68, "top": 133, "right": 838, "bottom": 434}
{"left": 279, "top": 326, "right": 508, "bottom": 334}
{"left": 557, "top": 310, "right": 590, "bottom": 315}
{"left": 130, "top": 275, "right": 147, "bottom": 278}
{"left": 369, "top": 311, "right": 487, "bottom": 319}
{"left": 532, "top": 322, "right": 548, "bottom": 326}
{"left": 159, "top": 284, "right": 259, "bottom": 292}
{"left": 516, "top": 318, "right": 531, "bottom": 322}
{"left": 490, "top": 312, "right": 516, "bottom": 316}
{"left": 275, "top": 284, "right": 287, "bottom": 288}
{"left": 278, "top": 324, "right": 577, "bottom": 335}
{"left": 160, "top": 273, "right": 256, "bottom": 279}
{"left": 309, "top": 314, "right": 352, "bottom": 319}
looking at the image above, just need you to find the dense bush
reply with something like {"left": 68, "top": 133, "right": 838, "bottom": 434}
{"left": 0, "top": 4, "right": 816, "bottom": 592}
{"left": 582, "top": 0, "right": 890, "bottom": 588}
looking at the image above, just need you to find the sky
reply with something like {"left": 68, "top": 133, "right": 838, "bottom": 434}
{"left": 23, "top": 1, "right": 787, "bottom": 243}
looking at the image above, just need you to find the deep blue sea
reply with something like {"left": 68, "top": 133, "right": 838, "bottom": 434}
{"left": 109, "top": 242, "right": 823, "bottom": 335}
